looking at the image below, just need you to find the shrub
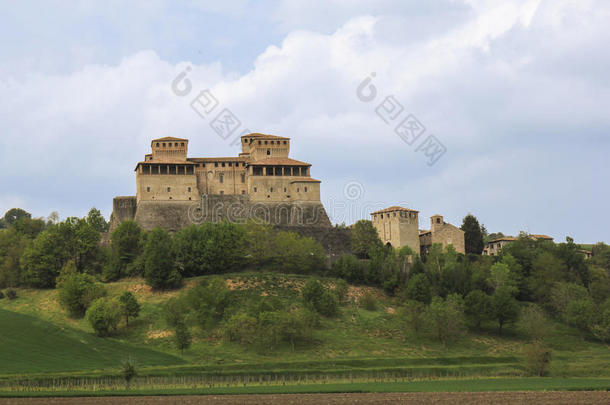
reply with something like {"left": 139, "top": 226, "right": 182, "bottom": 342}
{"left": 58, "top": 271, "right": 106, "bottom": 318}
{"left": 86, "top": 297, "right": 121, "bottom": 336}
{"left": 186, "top": 277, "right": 231, "bottom": 329}
{"left": 302, "top": 280, "right": 338, "bottom": 317}
{"left": 464, "top": 290, "right": 491, "bottom": 329}
{"left": 360, "top": 291, "right": 377, "bottom": 311}
{"left": 120, "top": 359, "right": 137, "bottom": 389}
{"left": 522, "top": 342, "right": 552, "bottom": 376}
{"left": 333, "top": 279, "right": 349, "bottom": 305}
{"left": 5, "top": 289, "right": 17, "bottom": 300}
{"left": 400, "top": 300, "right": 426, "bottom": 337}
{"left": 518, "top": 304, "right": 552, "bottom": 341}
{"left": 404, "top": 274, "right": 431, "bottom": 304}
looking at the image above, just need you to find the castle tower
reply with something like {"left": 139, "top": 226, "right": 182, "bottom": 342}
{"left": 431, "top": 214, "right": 444, "bottom": 232}
{"left": 371, "top": 206, "right": 420, "bottom": 253}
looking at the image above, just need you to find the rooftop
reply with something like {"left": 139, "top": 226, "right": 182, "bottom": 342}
{"left": 290, "top": 177, "right": 321, "bottom": 183}
{"left": 371, "top": 206, "right": 419, "bottom": 215}
{"left": 530, "top": 234, "right": 554, "bottom": 240}
{"left": 151, "top": 136, "right": 188, "bottom": 142}
{"left": 241, "top": 132, "right": 290, "bottom": 140}
{"left": 488, "top": 237, "right": 518, "bottom": 243}
{"left": 248, "top": 157, "right": 311, "bottom": 166}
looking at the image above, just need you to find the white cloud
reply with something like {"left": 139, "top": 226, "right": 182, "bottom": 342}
{"left": 0, "top": 0, "right": 608, "bottom": 242}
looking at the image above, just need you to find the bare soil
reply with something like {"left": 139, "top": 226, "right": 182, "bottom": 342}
{"left": 1, "top": 391, "right": 609, "bottom": 405}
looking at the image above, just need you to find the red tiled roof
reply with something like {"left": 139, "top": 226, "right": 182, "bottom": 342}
{"left": 241, "top": 133, "right": 289, "bottom": 140}
{"left": 488, "top": 237, "right": 517, "bottom": 243}
{"left": 290, "top": 177, "right": 321, "bottom": 183}
{"left": 248, "top": 157, "right": 311, "bottom": 166}
{"left": 151, "top": 137, "right": 188, "bottom": 142}
{"left": 188, "top": 157, "right": 247, "bottom": 162}
{"left": 530, "top": 234, "right": 553, "bottom": 240}
{"left": 371, "top": 206, "right": 419, "bottom": 215}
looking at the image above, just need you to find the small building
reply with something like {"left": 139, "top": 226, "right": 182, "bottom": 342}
{"left": 577, "top": 249, "right": 592, "bottom": 260}
{"left": 482, "top": 237, "right": 517, "bottom": 256}
{"left": 371, "top": 206, "right": 420, "bottom": 253}
{"left": 419, "top": 214, "right": 466, "bottom": 255}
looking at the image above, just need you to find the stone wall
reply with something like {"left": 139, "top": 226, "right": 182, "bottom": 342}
{"left": 109, "top": 196, "right": 137, "bottom": 232}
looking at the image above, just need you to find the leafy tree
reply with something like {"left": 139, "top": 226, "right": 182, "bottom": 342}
{"left": 86, "top": 297, "right": 121, "bottom": 336}
{"left": 518, "top": 304, "right": 552, "bottom": 341}
{"left": 3, "top": 208, "right": 31, "bottom": 226}
{"left": 58, "top": 261, "right": 106, "bottom": 318}
{"left": 174, "top": 321, "right": 192, "bottom": 355}
{"left": 0, "top": 227, "right": 28, "bottom": 288}
{"left": 332, "top": 279, "right": 349, "bottom": 304}
{"left": 490, "top": 286, "right": 520, "bottom": 334}
{"left": 199, "top": 222, "right": 246, "bottom": 274}
{"left": 186, "top": 277, "right": 230, "bottom": 329}
{"left": 460, "top": 214, "right": 484, "bottom": 254}
{"left": 522, "top": 342, "right": 552, "bottom": 376}
{"left": 464, "top": 290, "right": 491, "bottom": 329}
{"left": 21, "top": 228, "right": 69, "bottom": 288}
{"left": 351, "top": 220, "right": 382, "bottom": 259}
{"left": 400, "top": 300, "right": 426, "bottom": 336}
{"left": 163, "top": 297, "right": 188, "bottom": 328}
{"left": 143, "top": 228, "right": 181, "bottom": 290}
{"left": 86, "top": 208, "right": 109, "bottom": 233}
{"left": 424, "top": 294, "right": 466, "bottom": 344}
{"left": 330, "top": 254, "right": 365, "bottom": 284}
{"left": 172, "top": 224, "right": 207, "bottom": 277}
{"left": 302, "top": 279, "right": 338, "bottom": 317}
{"left": 565, "top": 298, "right": 596, "bottom": 332}
{"left": 588, "top": 266, "right": 610, "bottom": 304}
{"left": 404, "top": 273, "right": 431, "bottom": 304}
{"left": 120, "top": 359, "right": 137, "bottom": 389}
{"left": 528, "top": 251, "right": 566, "bottom": 303}
{"left": 549, "top": 282, "right": 588, "bottom": 318}
{"left": 107, "top": 221, "right": 142, "bottom": 280}
{"left": 590, "top": 299, "right": 610, "bottom": 343}
{"left": 119, "top": 291, "right": 141, "bottom": 326}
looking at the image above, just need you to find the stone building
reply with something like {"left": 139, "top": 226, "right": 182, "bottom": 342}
{"left": 482, "top": 234, "right": 554, "bottom": 256}
{"left": 110, "top": 133, "right": 331, "bottom": 232}
{"left": 371, "top": 206, "right": 421, "bottom": 253}
{"left": 370, "top": 208, "right": 465, "bottom": 255}
{"left": 419, "top": 214, "right": 466, "bottom": 254}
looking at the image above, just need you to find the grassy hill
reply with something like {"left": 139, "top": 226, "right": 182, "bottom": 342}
{"left": 0, "top": 273, "right": 608, "bottom": 382}
{"left": 0, "top": 308, "right": 183, "bottom": 375}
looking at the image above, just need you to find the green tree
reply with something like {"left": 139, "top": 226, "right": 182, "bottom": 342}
{"left": 86, "top": 297, "right": 121, "bottom": 336}
{"left": 489, "top": 262, "right": 517, "bottom": 293}
{"left": 301, "top": 280, "right": 337, "bottom": 317}
{"left": 518, "top": 304, "right": 552, "bottom": 341}
{"left": 549, "top": 282, "right": 588, "bottom": 318}
{"left": 490, "top": 287, "right": 520, "bottom": 334}
{"left": 186, "top": 277, "right": 230, "bottom": 329}
{"left": 464, "top": 290, "right": 491, "bottom": 329}
{"left": 120, "top": 359, "right": 137, "bottom": 389}
{"left": 143, "top": 228, "right": 181, "bottom": 290}
{"left": 404, "top": 273, "right": 431, "bottom": 304}
{"left": 351, "top": 220, "right": 382, "bottom": 259}
{"left": 590, "top": 299, "right": 610, "bottom": 343}
{"left": 3, "top": 208, "right": 31, "bottom": 227}
{"left": 86, "top": 208, "right": 109, "bottom": 233}
{"left": 400, "top": 300, "right": 427, "bottom": 336}
{"left": 20, "top": 227, "right": 70, "bottom": 288}
{"left": 565, "top": 298, "right": 596, "bottom": 332}
{"left": 107, "top": 221, "right": 142, "bottom": 280}
{"left": 58, "top": 261, "right": 106, "bottom": 318}
{"left": 174, "top": 321, "right": 192, "bottom": 355}
{"left": 424, "top": 294, "right": 466, "bottom": 344}
{"left": 119, "top": 291, "right": 141, "bottom": 326}
{"left": 522, "top": 342, "right": 552, "bottom": 376}
{"left": 460, "top": 214, "right": 484, "bottom": 254}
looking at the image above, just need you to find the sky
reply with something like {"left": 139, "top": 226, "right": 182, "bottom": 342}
{"left": 0, "top": 0, "right": 608, "bottom": 243}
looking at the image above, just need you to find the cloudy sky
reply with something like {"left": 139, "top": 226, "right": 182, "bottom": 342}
{"left": 0, "top": 0, "right": 608, "bottom": 243}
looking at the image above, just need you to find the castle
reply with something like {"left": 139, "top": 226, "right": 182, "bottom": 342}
{"left": 110, "top": 133, "right": 332, "bottom": 232}
{"left": 371, "top": 207, "right": 465, "bottom": 255}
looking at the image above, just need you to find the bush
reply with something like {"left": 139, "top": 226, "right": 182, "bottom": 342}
{"left": 360, "top": 291, "right": 377, "bottom": 311}
{"left": 518, "top": 304, "right": 552, "bottom": 341}
{"left": 186, "top": 277, "right": 231, "bottom": 329}
{"left": 404, "top": 274, "right": 431, "bottom": 304}
{"left": 58, "top": 270, "right": 106, "bottom": 318}
{"left": 120, "top": 359, "right": 137, "bottom": 389}
{"left": 400, "top": 300, "right": 426, "bottom": 337}
{"left": 86, "top": 297, "right": 121, "bottom": 336}
{"left": 332, "top": 279, "right": 349, "bottom": 305}
{"left": 5, "top": 289, "right": 17, "bottom": 300}
{"left": 522, "top": 342, "right": 552, "bottom": 376}
{"left": 302, "top": 280, "right": 338, "bottom": 317}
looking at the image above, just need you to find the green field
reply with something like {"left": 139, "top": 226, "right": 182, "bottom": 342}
{"left": 0, "top": 273, "right": 609, "bottom": 395}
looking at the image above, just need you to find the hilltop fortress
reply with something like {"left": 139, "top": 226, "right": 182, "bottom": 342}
{"left": 110, "top": 133, "right": 332, "bottom": 232}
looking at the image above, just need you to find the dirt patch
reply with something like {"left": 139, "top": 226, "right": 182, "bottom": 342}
{"left": 146, "top": 330, "right": 173, "bottom": 340}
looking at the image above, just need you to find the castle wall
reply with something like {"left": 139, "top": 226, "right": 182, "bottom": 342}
{"left": 194, "top": 164, "right": 248, "bottom": 196}
{"left": 371, "top": 210, "right": 420, "bottom": 253}
{"left": 248, "top": 177, "right": 320, "bottom": 202}
{"left": 136, "top": 173, "right": 198, "bottom": 203}
{"left": 109, "top": 196, "right": 137, "bottom": 232}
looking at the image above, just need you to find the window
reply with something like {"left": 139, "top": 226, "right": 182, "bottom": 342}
{"left": 297, "top": 188, "right": 300, "bottom": 192}
{"left": 162, "top": 142, "right": 166, "bottom": 147}
{"left": 241, "top": 190, "right": 246, "bottom": 195}
{"left": 147, "top": 187, "right": 150, "bottom": 192}
{"left": 436, "top": 218, "right": 441, "bottom": 224}
{"left": 254, "top": 187, "right": 257, "bottom": 192}
{"left": 283, "top": 141, "right": 287, "bottom": 145}
{"left": 304, "top": 187, "right": 308, "bottom": 192}
{"left": 222, "top": 162, "right": 225, "bottom": 167}
{"left": 167, "top": 187, "right": 171, "bottom": 192}
{"left": 174, "top": 142, "right": 178, "bottom": 147}
{"left": 187, "top": 187, "right": 191, "bottom": 192}
{"left": 219, "top": 174, "right": 224, "bottom": 183}
{"left": 284, "top": 187, "right": 287, "bottom": 192}
{"left": 156, "top": 142, "right": 160, "bottom": 147}
{"left": 267, "top": 149, "right": 270, "bottom": 155}
{"left": 393, "top": 212, "right": 396, "bottom": 217}
{"left": 181, "top": 142, "right": 185, "bottom": 147}
{"left": 264, "top": 140, "right": 268, "bottom": 145}
{"left": 381, "top": 214, "right": 383, "bottom": 219}
{"left": 241, "top": 174, "right": 245, "bottom": 183}
{"left": 215, "top": 162, "right": 218, "bottom": 167}
{"left": 270, "top": 187, "right": 274, "bottom": 192}
{"left": 220, "top": 191, "right": 224, "bottom": 195}
{"left": 258, "top": 140, "right": 261, "bottom": 145}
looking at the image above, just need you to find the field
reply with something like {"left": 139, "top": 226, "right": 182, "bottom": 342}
{"left": 0, "top": 273, "right": 609, "bottom": 396}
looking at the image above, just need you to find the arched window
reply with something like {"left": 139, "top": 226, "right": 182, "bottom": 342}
{"left": 267, "top": 149, "right": 271, "bottom": 155}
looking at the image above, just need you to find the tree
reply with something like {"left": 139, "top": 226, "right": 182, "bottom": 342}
{"left": 107, "top": 221, "right": 142, "bottom": 280}
{"left": 461, "top": 214, "right": 484, "bottom": 254}
{"left": 549, "top": 282, "right": 588, "bottom": 318}
{"left": 351, "top": 220, "right": 382, "bottom": 259}
{"left": 86, "top": 297, "right": 121, "bottom": 336}
{"left": 522, "top": 342, "right": 552, "bottom": 376}
{"left": 590, "top": 299, "right": 610, "bottom": 343}
{"left": 404, "top": 273, "right": 432, "bottom": 304}
{"left": 186, "top": 277, "right": 230, "bottom": 329}
{"left": 518, "top": 304, "right": 552, "bottom": 341}
{"left": 424, "top": 294, "right": 466, "bottom": 344}
{"left": 565, "top": 298, "right": 596, "bottom": 332}
{"left": 120, "top": 359, "right": 137, "bottom": 389}
{"left": 464, "top": 290, "right": 491, "bottom": 329}
{"left": 490, "top": 287, "right": 520, "bottom": 334}
{"left": 143, "top": 228, "right": 181, "bottom": 290}
{"left": 119, "top": 291, "right": 141, "bottom": 326}
{"left": 58, "top": 261, "right": 106, "bottom": 318}
{"left": 21, "top": 228, "right": 69, "bottom": 288}
{"left": 488, "top": 262, "right": 517, "bottom": 293}
{"left": 302, "top": 280, "right": 338, "bottom": 317}
{"left": 3, "top": 208, "right": 31, "bottom": 227}
{"left": 174, "top": 321, "right": 192, "bottom": 355}
{"left": 400, "top": 300, "right": 426, "bottom": 336}
{"left": 86, "top": 208, "right": 109, "bottom": 233}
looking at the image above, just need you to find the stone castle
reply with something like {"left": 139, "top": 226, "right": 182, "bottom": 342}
{"left": 110, "top": 133, "right": 465, "bottom": 255}
{"left": 110, "top": 133, "right": 332, "bottom": 232}
{"left": 371, "top": 207, "right": 465, "bottom": 254}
